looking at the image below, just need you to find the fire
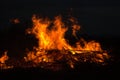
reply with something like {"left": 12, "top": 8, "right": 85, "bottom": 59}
{"left": 0, "top": 51, "right": 13, "bottom": 69}
{"left": 29, "top": 15, "right": 71, "bottom": 50}
{"left": 0, "top": 51, "right": 8, "bottom": 64}
{"left": 24, "top": 15, "right": 109, "bottom": 69}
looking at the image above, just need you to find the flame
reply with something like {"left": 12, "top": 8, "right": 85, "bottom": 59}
{"left": 0, "top": 51, "right": 8, "bottom": 64}
{"left": 24, "top": 15, "right": 109, "bottom": 69}
{"left": 0, "top": 51, "right": 13, "bottom": 69}
{"left": 30, "top": 15, "right": 71, "bottom": 50}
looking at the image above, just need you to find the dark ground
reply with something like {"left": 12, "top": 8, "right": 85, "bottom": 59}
{"left": 0, "top": 22, "right": 120, "bottom": 80}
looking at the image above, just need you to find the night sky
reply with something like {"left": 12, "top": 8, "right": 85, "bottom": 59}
{"left": 0, "top": 0, "right": 120, "bottom": 37}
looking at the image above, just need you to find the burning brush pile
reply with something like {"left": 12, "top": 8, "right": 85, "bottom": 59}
{"left": 0, "top": 15, "right": 110, "bottom": 70}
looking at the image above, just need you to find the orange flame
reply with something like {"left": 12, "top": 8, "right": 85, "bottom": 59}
{"left": 0, "top": 51, "right": 8, "bottom": 64}
{"left": 24, "top": 15, "right": 109, "bottom": 68}
{"left": 0, "top": 51, "right": 13, "bottom": 69}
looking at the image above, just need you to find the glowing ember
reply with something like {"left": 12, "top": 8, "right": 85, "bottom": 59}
{"left": 23, "top": 15, "right": 110, "bottom": 69}
{"left": 10, "top": 18, "right": 20, "bottom": 24}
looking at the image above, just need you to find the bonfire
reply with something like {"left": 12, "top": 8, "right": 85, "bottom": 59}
{"left": 0, "top": 15, "right": 110, "bottom": 70}
{"left": 24, "top": 15, "right": 109, "bottom": 69}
